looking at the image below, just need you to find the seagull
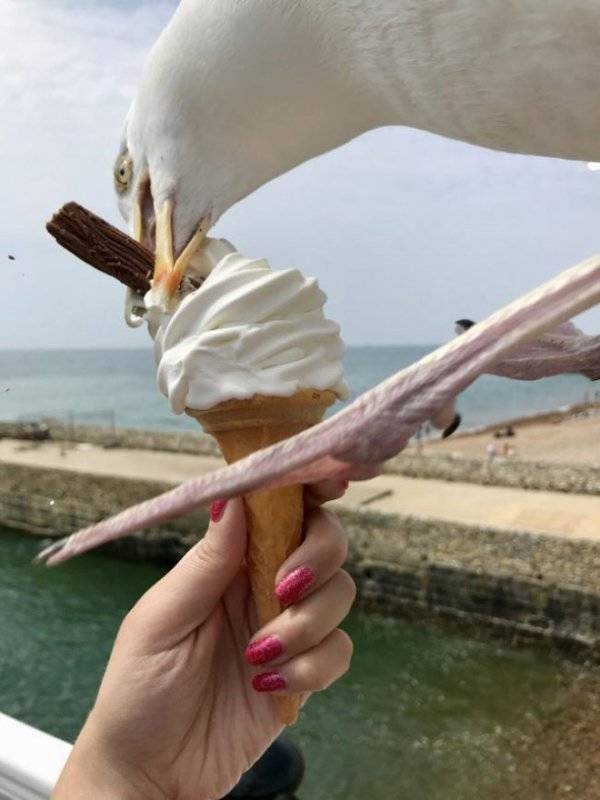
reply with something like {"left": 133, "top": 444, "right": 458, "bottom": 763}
{"left": 114, "top": 0, "right": 600, "bottom": 305}
{"left": 35, "top": 2, "right": 600, "bottom": 565}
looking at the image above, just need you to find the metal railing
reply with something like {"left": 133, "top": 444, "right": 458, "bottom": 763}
{"left": 0, "top": 713, "right": 70, "bottom": 800}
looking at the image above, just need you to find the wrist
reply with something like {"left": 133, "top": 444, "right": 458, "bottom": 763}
{"left": 51, "top": 718, "right": 167, "bottom": 800}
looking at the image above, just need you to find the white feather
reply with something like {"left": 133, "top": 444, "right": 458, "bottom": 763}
{"left": 123, "top": 0, "right": 600, "bottom": 243}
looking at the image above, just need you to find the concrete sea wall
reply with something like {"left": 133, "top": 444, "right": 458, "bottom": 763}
{"left": 341, "top": 507, "right": 600, "bottom": 659}
{"left": 2, "top": 461, "right": 600, "bottom": 659}
{"left": 0, "top": 462, "right": 207, "bottom": 562}
{"left": 386, "top": 453, "right": 600, "bottom": 495}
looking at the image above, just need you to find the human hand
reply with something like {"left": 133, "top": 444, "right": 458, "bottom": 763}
{"left": 52, "top": 481, "right": 355, "bottom": 800}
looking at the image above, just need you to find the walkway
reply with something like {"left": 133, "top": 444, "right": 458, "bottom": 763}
{"left": 1, "top": 438, "right": 599, "bottom": 540}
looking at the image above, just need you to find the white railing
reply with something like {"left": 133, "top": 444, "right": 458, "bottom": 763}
{"left": 0, "top": 714, "right": 70, "bottom": 800}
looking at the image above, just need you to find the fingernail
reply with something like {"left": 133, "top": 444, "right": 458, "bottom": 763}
{"left": 252, "top": 671, "right": 287, "bottom": 693}
{"left": 275, "top": 565, "right": 315, "bottom": 605}
{"left": 245, "top": 635, "right": 283, "bottom": 666}
{"left": 210, "top": 499, "right": 227, "bottom": 522}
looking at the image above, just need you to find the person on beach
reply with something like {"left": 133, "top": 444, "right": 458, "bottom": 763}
{"left": 51, "top": 481, "right": 354, "bottom": 800}
{"left": 486, "top": 442, "right": 498, "bottom": 462}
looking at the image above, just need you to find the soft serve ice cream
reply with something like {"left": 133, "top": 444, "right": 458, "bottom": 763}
{"left": 140, "top": 241, "right": 348, "bottom": 413}
{"left": 129, "top": 240, "right": 347, "bottom": 725}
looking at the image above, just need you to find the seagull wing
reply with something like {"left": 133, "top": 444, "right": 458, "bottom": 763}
{"left": 491, "top": 320, "right": 600, "bottom": 381}
{"left": 37, "top": 255, "right": 600, "bottom": 566}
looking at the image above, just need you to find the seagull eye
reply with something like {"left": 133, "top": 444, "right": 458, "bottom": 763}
{"left": 114, "top": 155, "right": 133, "bottom": 192}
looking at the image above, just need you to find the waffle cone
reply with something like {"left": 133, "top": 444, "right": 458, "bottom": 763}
{"left": 187, "top": 389, "right": 336, "bottom": 724}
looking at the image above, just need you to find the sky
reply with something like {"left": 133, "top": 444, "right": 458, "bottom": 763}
{"left": 1, "top": 0, "right": 599, "bottom": 350}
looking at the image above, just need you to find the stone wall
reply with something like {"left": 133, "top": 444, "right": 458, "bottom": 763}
{"left": 387, "top": 453, "right": 600, "bottom": 495}
{"left": 3, "top": 462, "right": 600, "bottom": 657}
{"left": 338, "top": 507, "right": 600, "bottom": 658}
{"left": 0, "top": 462, "right": 208, "bottom": 562}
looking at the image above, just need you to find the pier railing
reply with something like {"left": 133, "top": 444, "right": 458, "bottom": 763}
{"left": 0, "top": 713, "right": 70, "bottom": 800}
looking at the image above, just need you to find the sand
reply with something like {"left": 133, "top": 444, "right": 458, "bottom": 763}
{"left": 419, "top": 409, "right": 600, "bottom": 466}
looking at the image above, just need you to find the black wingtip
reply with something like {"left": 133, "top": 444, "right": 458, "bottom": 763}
{"left": 454, "top": 319, "right": 476, "bottom": 330}
{"left": 442, "top": 413, "right": 461, "bottom": 439}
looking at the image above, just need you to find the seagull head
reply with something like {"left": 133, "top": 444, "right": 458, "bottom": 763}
{"left": 111, "top": 0, "right": 377, "bottom": 311}
{"left": 113, "top": 104, "right": 222, "bottom": 310}
{"left": 111, "top": 0, "right": 308, "bottom": 313}
{"left": 454, "top": 318, "right": 476, "bottom": 335}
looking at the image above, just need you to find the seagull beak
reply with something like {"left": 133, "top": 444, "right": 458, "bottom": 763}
{"left": 131, "top": 178, "right": 209, "bottom": 309}
{"left": 151, "top": 199, "right": 208, "bottom": 308}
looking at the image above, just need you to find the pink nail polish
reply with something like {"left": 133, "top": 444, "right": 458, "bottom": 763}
{"left": 245, "top": 635, "right": 283, "bottom": 666}
{"left": 275, "top": 565, "right": 315, "bottom": 605}
{"left": 210, "top": 499, "right": 227, "bottom": 522}
{"left": 252, "top": 672, "right": 287, "bottom": 693}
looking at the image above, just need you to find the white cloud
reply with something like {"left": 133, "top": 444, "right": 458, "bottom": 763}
{"left": 0, "top": 1, "right": 174, "bottom": 222}
{"left": 0, "top": 0, "right": 175, "bottom": 348}
{"left": 1, "top": 0, "right": 598, "bottom": 350}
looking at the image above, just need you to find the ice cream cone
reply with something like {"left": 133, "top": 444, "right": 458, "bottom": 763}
{"left": 187, "top": 389, "right": 337, "bottom": 724}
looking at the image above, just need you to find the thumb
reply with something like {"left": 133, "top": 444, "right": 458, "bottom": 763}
{"left": 129, "top": 498, "right": 247, "bottom": 647}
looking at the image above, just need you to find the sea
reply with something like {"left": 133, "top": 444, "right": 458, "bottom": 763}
{"left": 0, "top": 346, "right": 594, "bottom": 433}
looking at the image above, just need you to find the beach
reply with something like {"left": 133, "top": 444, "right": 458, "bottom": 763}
{"left": 426, "top": 404, "right": 600, "bottom": 466}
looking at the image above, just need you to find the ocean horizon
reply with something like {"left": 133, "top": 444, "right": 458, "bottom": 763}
{"left": 0, "top": 346, "right": 593, "bottom": 433}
